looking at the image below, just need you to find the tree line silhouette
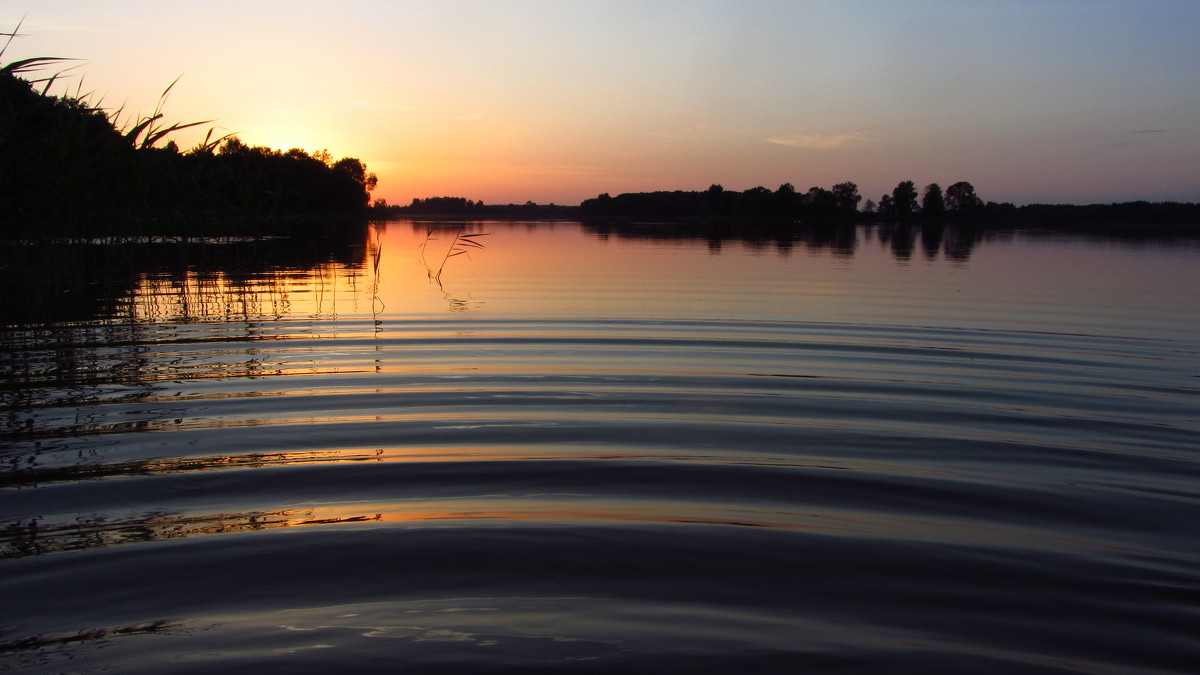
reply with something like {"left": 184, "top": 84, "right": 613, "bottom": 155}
{"left": 378, "top": 185, "right": 1199, "bottom": 233}
{"left": 579, "top": 181, "right": 988, "bottom": 223}
{"left": 581, "top": 182, "right": 859, "bottom": 221}
{"left": 576, "top": 181, "right": 1197, "bottom": 231}
{"left": 983, "top": 200, "right": 1200, "bottom": 229}
{"left": 1, "top": 45, "right": 378, "bottom": 238}
{"left": 376, "top": 196, "right": 579, "bottom": 219}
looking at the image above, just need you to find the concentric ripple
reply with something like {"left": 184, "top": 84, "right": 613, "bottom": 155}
{"left": 3, "top": 223, "right": 1200, "bottom": 673}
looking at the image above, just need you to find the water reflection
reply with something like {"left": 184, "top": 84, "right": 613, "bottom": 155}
{"left": 584, "top": 219, "right": 862, "bottom": 258}
{"left": 0, "top": 619, "right": 181, "bottom": 671}
{"left": 7, "top": 219, "right": 1192, "bottom": 339}
{"left": 583, "top": 219, "right": 988, "bottom": 261}
{"left": 0, "top": 226, "right": 372, "bottom": 326}
{"left": 3, "top": 447, "right": 386, "bottom": 489}
{"left": 5, "top": 219, "right": 1196, "bottom": 428}
{"left": 921, "top": 223, "right": 944, "bottom": 259}
{"left": 1, "top": 226, "right": 372, "bottom": 390}
{"left": 3, "top": 220, "right": 1200, "bottom": 673}
{"left": 3, "top": 508, "right": 383, "bottom": 559}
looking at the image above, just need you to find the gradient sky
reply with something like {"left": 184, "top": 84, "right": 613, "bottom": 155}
{"left": 6, "top": 0, "right": 1200, "bottom": 206}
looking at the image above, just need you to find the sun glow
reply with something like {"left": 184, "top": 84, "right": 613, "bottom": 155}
{"left": 12, "top": 1, "right": 1200, "bottom": 206}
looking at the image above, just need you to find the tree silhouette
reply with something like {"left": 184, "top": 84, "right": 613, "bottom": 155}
{"left": 922, "top": 183, "right": 945, "bottom": 219}
{"left": 775, "top": 183, "right": 799, "bottom": 216}
{"left": 877, "top": 194, "right": 895, "bottom": 219}
{"left": 332, "top": 157, "right": 378, "bottom": 208}
{"left": 945, "top": 181, "right": 983, "bottom": 217}
{"left": 832, "top": 182, "right": 862, "bottom": 217}
{"left": 704, "top": 184, "right": 730, "bottom": 216}
{"left": 803, "top": 186, "right": 838, "bottom": 220}
{"left": 891, "top": 181, "right": 919, "bottom": 219}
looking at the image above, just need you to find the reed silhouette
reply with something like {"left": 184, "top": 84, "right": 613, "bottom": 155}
{"left": 418, "top": 223, "right": 488, "bottom": 286}
{"left": 0, "top": 26, "right": 377, "bottom": 237}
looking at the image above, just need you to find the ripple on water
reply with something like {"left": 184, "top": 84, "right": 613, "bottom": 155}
{"left": 4, "top": 226, "right": 1200, "bottom": 673}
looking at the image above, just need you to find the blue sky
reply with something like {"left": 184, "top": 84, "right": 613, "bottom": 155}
{"left": 6, "top": 0, "right": 1200, "bottom": 205}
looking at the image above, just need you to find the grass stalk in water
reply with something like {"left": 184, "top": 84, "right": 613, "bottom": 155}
{"left": 419, "top": 226, "right": 487, "bottom": 285}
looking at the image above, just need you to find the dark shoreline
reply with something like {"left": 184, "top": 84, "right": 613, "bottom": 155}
{"left": 378, "top": 212, "right": 1200, "bottom": 237}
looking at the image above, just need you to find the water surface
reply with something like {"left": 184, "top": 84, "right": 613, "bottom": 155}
{"left": 2, "top": 221, "right": 1199, "bottom": 673}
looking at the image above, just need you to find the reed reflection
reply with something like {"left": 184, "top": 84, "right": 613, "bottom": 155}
{"left": 413, "top": 221, "right": 490, "bottom": 312}
{"left": 2, "top": 446, "right": 387, "bottom": 489}
{"left": 1, "top": 445, "right": 387, "bottom": 560}
{"left": 1, "top": 226, "right": 373, "bottom": 456}
{"left": 0, "top": 619, "right": 181, "bottom": 670}
{"left": 3, "top": 507, "right": 383, "bottom": 559}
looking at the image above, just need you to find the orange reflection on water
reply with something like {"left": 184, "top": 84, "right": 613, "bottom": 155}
{"left": 112, "top": 220, "right": 947, "bottom": 329}
{"left": 49, "top": 220, "right": 1200, "bottom": 336}
{"left": 130, "top": 263, "right": 372, "bottom": 324}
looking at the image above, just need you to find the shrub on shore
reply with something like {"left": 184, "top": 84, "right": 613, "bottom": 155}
{"left": 0, "top": 31, "right": 376, "bottom": 238}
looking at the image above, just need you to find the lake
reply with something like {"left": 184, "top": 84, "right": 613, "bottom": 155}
{"left": 2, "top": 219, "right": 1199, "bottom": 673}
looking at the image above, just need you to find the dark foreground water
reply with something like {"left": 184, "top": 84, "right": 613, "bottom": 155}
{"left": 2, "top": 221, "right": 1199, "bottom": 673}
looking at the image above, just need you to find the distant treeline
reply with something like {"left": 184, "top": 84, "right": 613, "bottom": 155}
{"left": 576, "top": 182, "right": 1199, "bottom": 230}
{"left": 580, "top": 181, "right": 984, "bottom": 222}
{"left": 581, "top": 183, "right": 868, "bottom": 221}
{"left": 377, "top": 186, "right": 1200, "bottom": 231}
{"left": 376, "top": 196, "right": 580, "bottom": 219}
{"left": 984, "top": 201, "right": 1200, "bottom": 228}
{"left": 1, "top": 62, "right": 377, "bottom": 237}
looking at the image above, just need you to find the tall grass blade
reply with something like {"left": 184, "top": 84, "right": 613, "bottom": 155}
{"left": 0, "top": 17, "right": 23, "bottom": 61}
{"left": 2, "top": 56, "right": 73, "bottom": 75}
{"left": 123, "top": 114, "right": 163, "bottom": 145}
{"left": 40, "top": 71, "right": 59, "bottom": 94}
{"left": 144, "top": 119, "right": 212, "bottom": 148}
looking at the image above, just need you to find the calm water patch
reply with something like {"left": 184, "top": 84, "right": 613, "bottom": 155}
{"left": 2, "top": 221, "right": 1199, "bottom": 673}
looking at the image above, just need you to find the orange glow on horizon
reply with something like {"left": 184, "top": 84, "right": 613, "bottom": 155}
{"left": 10, "top": 4, "right": 1200, "bottom": 206}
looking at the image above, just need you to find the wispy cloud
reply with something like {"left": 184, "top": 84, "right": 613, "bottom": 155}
{"left": 768, "top": 132, "right": 870, "bottom": 150}
{"left": 1110, "top": 129, "right": 1169, "bottom": 147}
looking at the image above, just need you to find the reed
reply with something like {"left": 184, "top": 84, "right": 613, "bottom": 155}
{"left": 115, "top": 75, "right": 212, "bottom": 150}
{"left": 3, "top": 20, "right": 209, "bottom": 150}
{"left": 1, "top": 20, "right": 71, "bottom": 79}
{"left": 1, "top": 24, "right": 376, "bottom": 237}
{"left": 418, "top": 225, "right": 488, "bottom": 285}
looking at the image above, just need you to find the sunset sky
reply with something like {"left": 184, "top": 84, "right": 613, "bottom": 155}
{"left": 7, "top": 0, "right": 1200, "bottom": 206}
